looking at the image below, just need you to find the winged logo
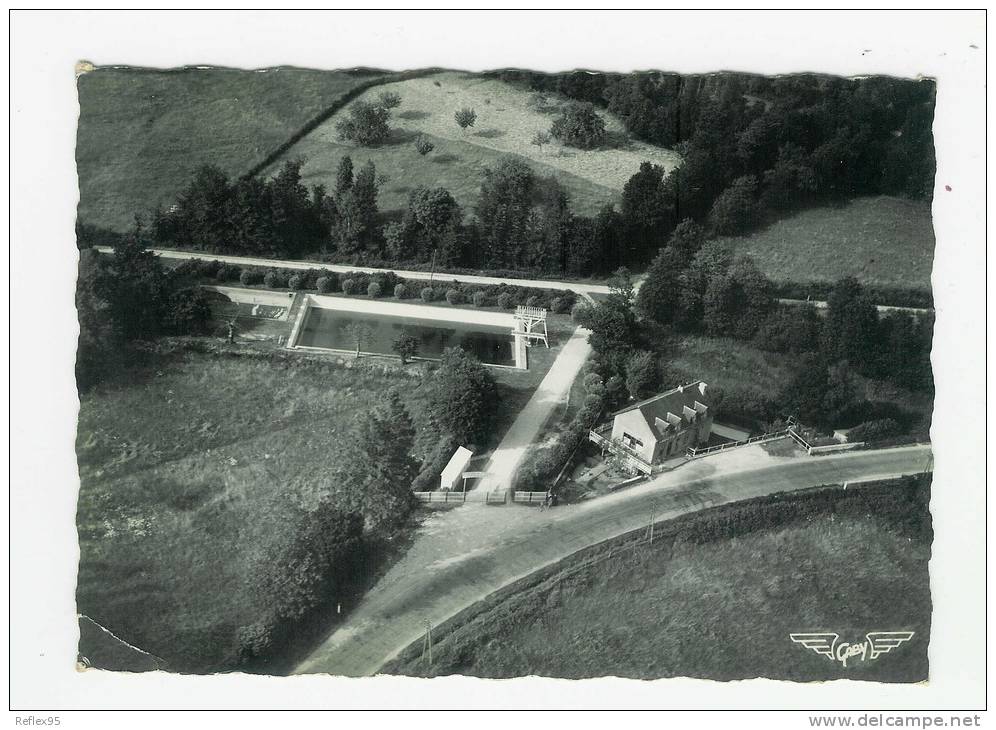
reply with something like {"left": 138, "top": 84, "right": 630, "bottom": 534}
{"left": 790, "top": 631, "right": 915, "bottom": 668}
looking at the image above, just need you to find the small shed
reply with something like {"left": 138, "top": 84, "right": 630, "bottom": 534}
{"left": 440, "top": 446, "right": 474, "bottom": 491}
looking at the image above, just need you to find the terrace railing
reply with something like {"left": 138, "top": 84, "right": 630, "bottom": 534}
{"left": 588, "top": 426, "right": 654, "bottom": 475}
{"left": 413, "top": 489, "right": 508, "bottom": 505}
{"left": 686, "top": 428, "right": 792, "bottom": 458}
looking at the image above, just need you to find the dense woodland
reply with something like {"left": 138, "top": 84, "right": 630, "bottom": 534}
{"left": 77, "top": 71, "right": 935, "bottom": 288}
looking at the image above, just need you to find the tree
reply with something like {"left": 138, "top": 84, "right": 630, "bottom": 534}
{"left": 620, "top": 162, "right": 673, "bottom": 264}
{"left": 702, "top": 255, "right": 774, "bottom": 339}
{"left": 334, "top": 390, "right": 420, "bottom": 531}
{"left": 707, "top": 175, "right": 760, "bottom": 235}
{"left": 376, "top": 90, "right": 402, "bottom": 109}
{"left": 635, "top": 220, "right": 705, "bottom": 326}
{"left": 475, "top": 156, "right": 535, "bottom": 268}
{"left": 414, "top": 135, "right": 435, "bottom": 156}
{"left": 626, "top": 350, "right": 659, "bottom": 400}
{"left": 550, "top": 101, "right": 607, "bottom": 149}
{"left": 427, "top": 348, "right": 499, "bottom": 445}
{"left": 821, "top": 277, "right": 879, "bottom": 369}
{"left": 675, "top": 241, "right": 733, "bottom": 331}
{"left": 392, "top": 333, "right": 419, "bottom": 364}
{"left": 454, "top": 107, "right": 477, "bottom": 131}
{"left": 753, "top": 305, "right": 822, "bottom": 354}
{"left": 336, "top": 101, "right": 391, "bottom": 145}
{"left": 335, "top": 156, "right": 354, "bottom": 197}
{"left": 531, "top": 130, "right": 552, "bottom": 152}
{"left": 335, "top": 161, "right": 381, "bottom": 255}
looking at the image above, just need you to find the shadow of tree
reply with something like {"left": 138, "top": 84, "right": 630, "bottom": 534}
{"left": 433, "top": 154, "right": 460, "bottom": 165}
{"left": 398, "top": 110, "right": 431, "bottom": 121}
{"left": 473, "top": 128, "right": 506, "bottom": 140}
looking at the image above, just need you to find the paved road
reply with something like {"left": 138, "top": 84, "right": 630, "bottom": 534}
{"left": 778, "top": 298, "right": 933, "bottom": 317}
{"left": 294, "top": 442, "right": 932, "bottom": 677}
{"left": 476, "top": 328, "right": 592, "bottom": 494}
{"left": 95, "top": 246, "right": 615, "bottom": 299}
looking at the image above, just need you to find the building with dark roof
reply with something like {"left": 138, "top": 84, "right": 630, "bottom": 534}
{"left": 607, "top": 381, "right": 713, "bottom": 465}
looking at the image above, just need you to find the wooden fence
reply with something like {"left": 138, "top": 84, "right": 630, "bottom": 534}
{"left": 413, "top": 490, "right": 507, "bottom": 505}
{"left": 512, "top": 491, "right": 549, "bottom": 505}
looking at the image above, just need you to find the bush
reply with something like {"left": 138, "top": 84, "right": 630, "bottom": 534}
{"left": 550, "top": 296, "right": 570, "bottom": 314}
{"left": 263, "top": 270, "right": 284, "bottom": 289}
{"left": 368, "top": 281, "right": 382, "bottom": 298}
{"left": 215, "top": 264, "right": 236, "bottom": 282}
{"left": 496, "top": 292, "right": 514, "bottom": 310}
{"left": 571, "top": 301, "right": 591, "bottom": 324}
{"left": 525, "top": 295, "right": 539, "bottom": 308}
{"left": 847, "top": 418, "right": 903, "bottom": 443}
{"left": 239, "top": 269, "right": 262, "bottom": 286}
{"left": 420, "top": 287, "right": 436, "bottom": 302}
{"left": 316, "top": 276, "right": 333, "bottom": 293}
{"left": 472, "top": 291, "right": 488, "bottom": 307}
{"left": 445, "top": 289, "right": 463, "bottom": 305}
{"left": 288, "top": 274, "right": 304, "bottom": 291}
{"left": 342, "top": 278, "right": 357, "bottom": 295}
{"left": 237, "top": 624, "right": 273, "bottom": 664}
{"left": 394, "top": 283, "right": 408, "bottom": 299}
{"left": 165, "top": 287, "right": 213, "bottom": 335}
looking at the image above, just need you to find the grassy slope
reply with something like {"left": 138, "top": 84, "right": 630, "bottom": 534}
{"left": 75, "top": 347, "right": 423, "bottom": 672}
{"left": 388, "top": 482, "right": 931, "bottom": 681}
{"left": 76, "top": 66, "right": 384, "bottom": 231}
{"left": 665, "top": 334, "right": 795, "bottom": 399}
{"left": 718, "top": 196, "right": 935, "bottom": 289}
{"left": 283, "top": 70, "right": 682, "bottom": 216}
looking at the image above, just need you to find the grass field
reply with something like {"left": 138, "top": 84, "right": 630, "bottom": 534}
{"left": 76, "top": 66, "right": 386, "bottom": 231}
{"left": 717, "top": 196, "right": 935, "bottom": 289}
{"left": 387, "top": 479, "right": 931, "bottom": 681}
{"left": 280, "top": 70, "right": 682, "bottom": 216}
{"left": 75, "top": 345, "right": 428, "bottom": 673}
{"left": 664, "top": 333, "right": 795, "bottom": 400}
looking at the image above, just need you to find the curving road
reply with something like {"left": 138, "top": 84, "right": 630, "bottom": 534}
{"left": 294, "top": 442, "right": 932, "bottom": 677}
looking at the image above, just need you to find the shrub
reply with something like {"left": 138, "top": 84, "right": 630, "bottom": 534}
{"left": 550, "top": 101, "right": 607, "bottom": 149}
{"left": 368, "top": 281, "right": 382, "bottom": 298}
{"left": 237, "top": 624, "right": 273, "bottom": 664}
{"left": 288, "top": 274, "right": 304, "bottom": 291}
{"left": 420, "top": 287, "right": 436, "bottom": 302}
{"left": 263, "top": 270, "right": 283, "bottom": 289}
{"left": 550, "top": 296, "right": 571, "bottom": 314}
{"left": 215, "top": 265, "right": 233, "bottom": 282}
{"left": 316, "top": 276, "right": 333, "bottom": 293}
{"left": 239, "top": 269, "right": 262, "bottom": 286}
{"left": 342, "top": 278, "right": 357, "bottom": 295}
{"left": 846, "top": 418, "right": 903, "bottom": 443}
{"left": 571, "top": 301, "right": 591, "bottom": 324}
{"left": 414, "top": 136, "right": 435, "bottom": 156}
{"left": 445, "top": 289, "right": 463, "bottom": 305}
{"left": 525, "top": 295, "right": 540, "bottom": 308}
{"left": 472, "top": 291, "right": 488, "bottom": 307}
{"left": 496, "top": 292, "right": 514, "bottom": 310}
{"left": 394, "top": 283, "right": 408, "bottom": 299}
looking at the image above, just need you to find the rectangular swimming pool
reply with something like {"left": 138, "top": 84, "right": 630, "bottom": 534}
{"left": 294, "top": 306, "right": 516, "bottom": 366}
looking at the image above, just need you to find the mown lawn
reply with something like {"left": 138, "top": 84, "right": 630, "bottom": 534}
{"left": 75, "top": 346, "right": 426, "bottom": 673}
{"left": 278, "top": 70, "right": 681, "bottom": 217}
{"left": 717, "top": 196, "right": 935, "bottom": 289}
{"left": 76, "top": 66, "right": 386, "bottom": 231}
{"left": 387, "top": 479, "right": 931, "bottom": 681}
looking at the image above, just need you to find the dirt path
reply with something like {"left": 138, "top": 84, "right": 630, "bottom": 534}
{"left": 476, "top": 328, "right": 592, "bottom": 494}
{"left": 293, "top": 443, "right": 932, "bottom": 677}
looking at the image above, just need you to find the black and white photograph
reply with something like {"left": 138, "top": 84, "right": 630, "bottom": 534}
{"left": 8, "top": 8, "right": 988, "bottom": 719}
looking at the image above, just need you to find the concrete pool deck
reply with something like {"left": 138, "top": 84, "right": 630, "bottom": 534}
{"left": 287, "top": 293, "right": 528, "bottom": 369}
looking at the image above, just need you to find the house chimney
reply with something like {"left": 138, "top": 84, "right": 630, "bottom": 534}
{"left": 699, "top": 382, "right": 707, "bottom": 396}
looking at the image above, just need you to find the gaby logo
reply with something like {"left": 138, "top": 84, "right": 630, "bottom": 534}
{"left": 790, "top": 632, "right": 915, "bottom": 668}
